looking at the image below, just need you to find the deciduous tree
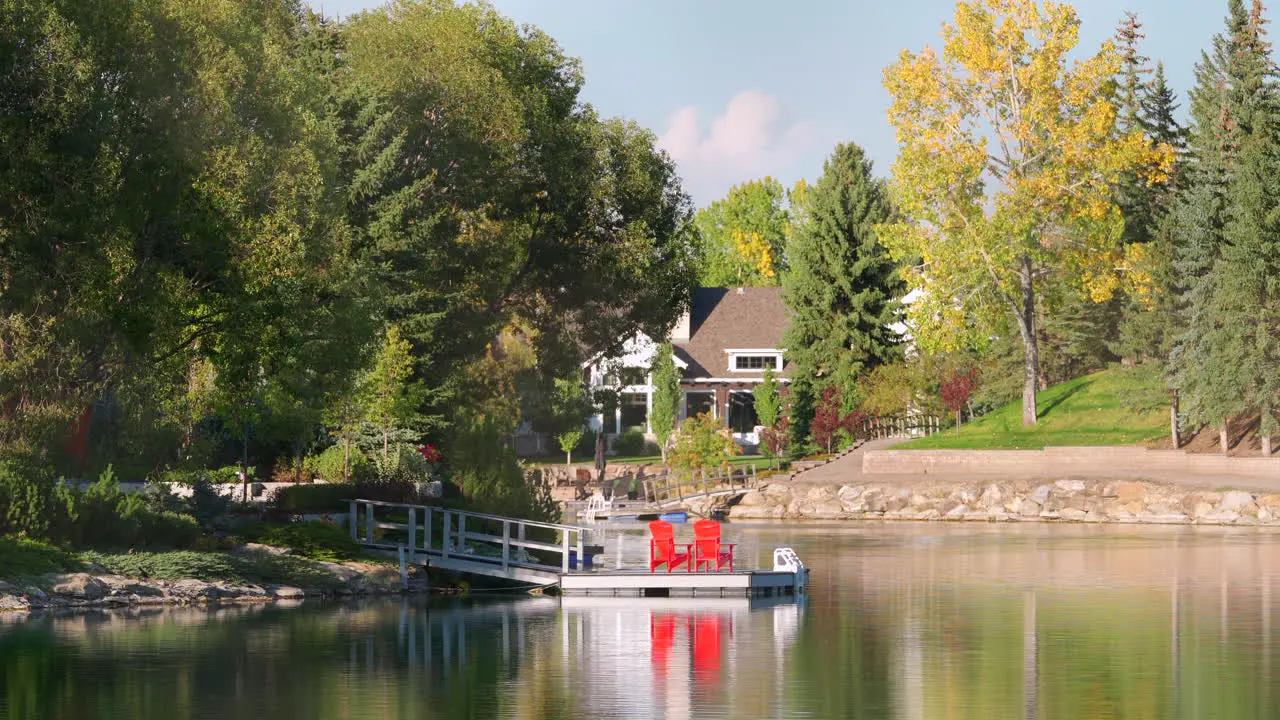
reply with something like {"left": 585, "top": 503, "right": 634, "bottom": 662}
{"left": 881, "top": 0, "right": 1172, "bottom": 426}
{"left": 649, "top": 343, "right": 680, "bottom": 464}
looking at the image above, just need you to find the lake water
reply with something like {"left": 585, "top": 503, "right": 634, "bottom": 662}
{"left": 3, "top": 522, "right": 1279, "bottom": 719}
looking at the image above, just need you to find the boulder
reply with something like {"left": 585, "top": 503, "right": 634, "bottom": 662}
{"left": 270, "top": 586, "right": 306, "bottom": 600}
{"left": 837, "top": 485, "right": 863, "bottom": 502}
{"left": 1030, "top": 484, "right": 1053, "bottom": 506}
{"left": 735, "top": 490, "right": 768, "bottom": 507}
{"left": 169, "top": 579, "right": 217, "bottom": 601}
{"left": 51, "top": 573, "right": 106, "bottom": 601}
{"left": 1019, "top": 500, "right": 1043, "bottom": 518}
{"left": 979, "top": 484, "right": 1003, "bottom": 508}
{"left": 1054, "top": 480, "right": 1087, "bottom": 494}
{"left": 1221, "top": 491, "right": 1256, "bottom": 512}
{"left": 1201, "top": 510, "right": 1241, "bottom": 524}
{"left": 945, "top": 504, "right": 969, "bottom": 519}
{"left": 1114, "top": 483, "right": 1146, "bottom": 503}
{"left": 1060, "top": 508, "right": 1088, "bottom": 522}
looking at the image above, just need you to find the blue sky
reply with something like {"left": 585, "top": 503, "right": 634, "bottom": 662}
{"left": 315, "top": 0, "right": 1225, "bottom": 206}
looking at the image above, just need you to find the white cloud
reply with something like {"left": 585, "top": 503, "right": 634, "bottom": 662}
{"left": 657, "top": 90, "right": 818, "bottom": 206}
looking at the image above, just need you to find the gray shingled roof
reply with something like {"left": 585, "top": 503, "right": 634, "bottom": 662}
{"left": 673, "top": 287, "right": 791, "bottom": 379}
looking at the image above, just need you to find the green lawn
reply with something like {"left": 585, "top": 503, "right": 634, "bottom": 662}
{"left": 896, "top": 367, "right": 1170, "bottom": 450}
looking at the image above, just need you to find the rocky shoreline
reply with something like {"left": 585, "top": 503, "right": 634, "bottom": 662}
{"left": 0, "top": 549, "right": 442, "bottom": 614}
{"left": 723, "top": 478, "right": 1280, "bottom": 526}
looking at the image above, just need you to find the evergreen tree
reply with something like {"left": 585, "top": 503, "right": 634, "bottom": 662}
{"left": 782, "top": 142, "right": 901, "bottom": 401}
{"left": 649, "top": 342, "right": 680, "bottom": 464}
{"left": 1172, "top": 0, "right": 1272, "bottom": 453}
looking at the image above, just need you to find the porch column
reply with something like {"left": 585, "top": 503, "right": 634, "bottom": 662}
{"left": 646, "top": 375, "right": 653, "bottom": 434}
{"left": 714, "top": 386, "right": 729, "bottom": 426}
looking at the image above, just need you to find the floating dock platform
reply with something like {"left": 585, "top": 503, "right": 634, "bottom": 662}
{"left": 558, "top": 569, "right": 807, "bottom": 598}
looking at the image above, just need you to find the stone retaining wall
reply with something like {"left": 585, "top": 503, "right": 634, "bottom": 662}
{"left": 726, "top": 477, "right": 1280, "bottom": 525}
{"left": 862, "top": 446, "right": 1280, "bottom": 479}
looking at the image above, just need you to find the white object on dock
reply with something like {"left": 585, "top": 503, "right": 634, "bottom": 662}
{"left": 582, "top": 492, "right": 612, "bottom": 522}
{"left": 772, "top": 547, "right": 808, "bottom": 592}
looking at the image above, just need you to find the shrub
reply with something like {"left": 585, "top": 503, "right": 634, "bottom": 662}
{"left": 310, "top": 445, "right": 373, "bottom": 483}
{"left": 0, "top": 455, "right": 55, "bottom": 537}
{"left": 272, "top": 483, "right": 358, "bottom": 513}
{"left": 669, "top": 413, "right": 740, "bottom": 472}
{"left": 253, "top": 521, "right": 359, "bottom": 562}
{"left": 51, "top": 466, "right": 200, "bottom": 549}
{"left": 613, "top": 429, "right": 648, "bottom": 456}
{"left": 156, "top": 465, "right": 252, "bottom": 485}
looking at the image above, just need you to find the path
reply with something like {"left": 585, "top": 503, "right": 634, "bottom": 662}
{"left": 789, "top": 439, "right": 1280, "bottom": 495}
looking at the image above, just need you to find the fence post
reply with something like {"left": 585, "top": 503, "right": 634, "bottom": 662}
{"left": 349, "top": 501, "right": 358, "bottom": 541}
{"left": 399, "top": 545, "right": 407, "bottom": 589}
{"left": 561, "top": 532, "right": 570, "bottom": 573}
{"left": 502, "top": 521, "right": 510, "bottom": 570}
{"left": 365, "top": 502, "right": 374, "bottom": 544}
{"left": 442, "top": 512, "right": 451, "bottom": 560}
{"left": 408, "top": 509, "right": 417, "bottom": 564}
{"left": 576, "top": 531, "right": 584, "bottom": 574}
{"left": 458, "top": 513, "right": 466, "bottom": 552}
{"left": 425, "top": 508, "right": 433, "bottom": 554}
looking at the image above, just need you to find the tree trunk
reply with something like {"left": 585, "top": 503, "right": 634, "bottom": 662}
{"left": 1169, "top": 390, "right": 1180, "bottom": 449}
{"left": 1263, "top": 435, "right": 1273, "bottom": 457}
{"left": 1015, "top": 254, "right": 1039, "bottom": 426}
{"left": 955, "top": 409, "right": 961, "bottom": 436}
{"left": 1220, "top": 423, "right": 1229, "bottom": 455}
{"left": 383, "top": 429, "right": 389, "bottom": 463}
{"left": 343, "top": 437, "right": 351, "bottom": 481}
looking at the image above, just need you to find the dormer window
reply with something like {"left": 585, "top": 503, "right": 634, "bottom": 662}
{"left": 734, "top": 355, "right": 778, "bottom": 371}
{"left": 725, "top": 349, "right": 784, "bottom": 373}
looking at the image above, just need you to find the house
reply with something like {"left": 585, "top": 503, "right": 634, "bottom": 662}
{"left": 585, "top": 287, "right": 791, "bottom": 448}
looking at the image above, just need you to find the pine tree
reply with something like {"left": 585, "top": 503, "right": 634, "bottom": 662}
{"left": 1172, "top": 0, "right": 1273, "bottom": 454}
{"left": 782, "top": 142, "right": 901, "bottom": 400}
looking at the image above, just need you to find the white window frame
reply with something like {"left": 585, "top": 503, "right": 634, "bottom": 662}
{"left": 724, "top": 348, "right": 784, "bottom": 373}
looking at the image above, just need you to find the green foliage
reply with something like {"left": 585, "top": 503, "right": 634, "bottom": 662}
{"left": 310, "top": 445, "right": 373, "bottom": 483}
{"left": 695, "top": 178, "right": 792, "bottom": 286}
{"left": 253, "top": 522, "right": 359, "bottom": 562}
{"left": 783, "top": 142, "right": 901, "bottom": 387}
{"left": 0, "top": 456, "right": 55, "bottom": 538}
{"left": 1171, "top": 1, "right": 1280, "bottom": 444}
{"left": 898, "top": 368, "right": 1168, "bottom": 450}
{"left": 51, "top": 467, "right": 201, "bottom": 549}
{"left": 271, "top": 484, "right": 358, "bottom": 514}
{"left": 669, "top": 413, "right": 741, "bottom": 472}
{"left": 612, "top": 429, "right": 648, "bottom": 457}
{"left": 81, "top": 550, "right": 343, "bottom": 590}
{"left": 649, "top": 342, "right": 680, "bottom": 460}
{"left": 753, "top": 367, "right": 782, "bottom": 429}
{"left": 0, "top": 535, "right": 81, "bottom": 582}
{"left": 449, "top": 418, "right": 557, "bottom": 521}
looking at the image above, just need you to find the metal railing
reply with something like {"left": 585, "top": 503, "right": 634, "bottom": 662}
{"left": 349, "top": 499, "right": 590, "bottom": 574}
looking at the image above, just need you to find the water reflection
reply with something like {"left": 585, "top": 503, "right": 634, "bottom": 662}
{"left": 4, "top": 524, "right": 1280, "bottom": 719}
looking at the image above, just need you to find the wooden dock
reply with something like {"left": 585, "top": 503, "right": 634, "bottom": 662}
{"left": 348, "top": 499, "right": 810, "bottom": 596}
{"left": 559, "top": 569, "right": 806, "bottom": 598}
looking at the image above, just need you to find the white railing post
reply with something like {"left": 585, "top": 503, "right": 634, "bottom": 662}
{"left": 408, "top": 509, "right": 417, "bottom": 564}
{"left": 561, "top": 531, "right": 570, "bottom": 573}
{"left": 442, "top": 512, "right": 451, "bottom": 560}
{"left": 425, "top": 507, "right": 433, "bottom": 554}
{"left": 502, "top": 521, "right": 511, "bottom": 569}
{"left": 576, "top": 531, "right": 584, "bottom": 573}
{"left": 349, "top": 501, "right": 358, "bottom": 541}
{"left": 458, "top": 513, "right": 467, "bottom": 554}
{"left": 365, "top": 502, "right": 374, "bottom": 544}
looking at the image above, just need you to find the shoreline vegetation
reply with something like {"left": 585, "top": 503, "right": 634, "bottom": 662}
{"left": 0, "top": 536, "right": 452, "bottom": 614}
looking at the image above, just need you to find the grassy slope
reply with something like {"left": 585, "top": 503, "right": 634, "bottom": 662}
{"left": 896, "top": 368, "right": 1169, "bottom": 450}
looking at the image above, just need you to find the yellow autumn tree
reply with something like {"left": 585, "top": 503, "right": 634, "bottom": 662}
{"left": 880, "top": 0, "right": 1172, "bottom": 426}
{"left": 732, "top": 230, "right": 777, "bottom": 280}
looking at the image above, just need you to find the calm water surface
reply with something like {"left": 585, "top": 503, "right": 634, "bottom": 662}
{"left": 3, "top": 522, "right": 1279, "bottom": 719}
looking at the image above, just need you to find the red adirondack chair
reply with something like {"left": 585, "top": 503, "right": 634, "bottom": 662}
{"left": 648, "top": 520, "right": 691, "bottom": 573}
{"left": 692, "top": 519, "right": 735, "bottom": 572}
